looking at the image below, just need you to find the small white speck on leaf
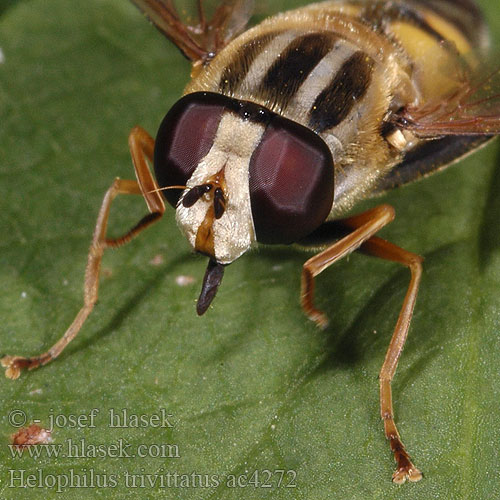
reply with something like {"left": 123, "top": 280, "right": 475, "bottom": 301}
{"left": 175, "top": 275, "right": 195, "bottom": 286}
{"left": 149, "top": 254, "right": 164, "bottom": 266}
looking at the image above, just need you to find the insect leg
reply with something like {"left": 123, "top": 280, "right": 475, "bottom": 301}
{"left": 1, "top": 127, "right": 165, "bottom": 379}
{"left": 301, "top": 204, "right": 395, "bottom": 328}
{"left": 300, "top": 204, "right": 423, "bottom": 483}
{"left": 356, "top": 236, "right": 423, "bottom": 484}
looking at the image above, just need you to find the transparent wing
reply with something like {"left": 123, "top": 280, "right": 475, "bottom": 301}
{"left": 392, "top": 60, "right": 500, "bottom": 136}
{"left": 131, "top": 0, "right": 254, "bottom": 63}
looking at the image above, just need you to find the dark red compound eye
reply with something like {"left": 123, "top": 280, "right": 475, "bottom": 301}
{"left": 154, "top": 93, "right": 227, "bottom": 207}
{"left": 249, "top": 116, "right": 334, "bottom": 244}
{"left": 154, "top": 92, "right": 334, "bottom": 244}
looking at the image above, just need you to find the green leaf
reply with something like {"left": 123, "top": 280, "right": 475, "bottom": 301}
{"left": 1, "top": 0, "right": 500, "bottom": 498}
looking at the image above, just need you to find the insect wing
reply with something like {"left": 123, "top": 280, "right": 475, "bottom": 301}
{"left": 378, "top": 57, "right": 500, "bottom": 193}
{"left": 394, "top": 60, "right": 500, "bottom": 136}
{"left": 130, "top": 0, "right": 254, "bottom": 63}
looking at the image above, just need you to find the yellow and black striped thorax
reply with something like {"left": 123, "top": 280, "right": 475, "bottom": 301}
{"left": 184, "top": 0, "right": 488, "bottom": 214}
{"left": 187, "top": 0, "right": 484, "bottom": 130}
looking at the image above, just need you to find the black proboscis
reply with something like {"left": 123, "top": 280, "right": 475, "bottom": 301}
{"left": 197, "top": 259, "right": 226, "bottom": 315}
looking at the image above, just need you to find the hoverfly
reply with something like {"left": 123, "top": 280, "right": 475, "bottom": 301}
{"left": 2, "top": 0, "right": 499, "bottom": 484}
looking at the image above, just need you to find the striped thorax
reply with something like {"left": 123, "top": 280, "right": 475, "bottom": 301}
{"left": 153, "top": 0, "right": 486, "bottom": 264}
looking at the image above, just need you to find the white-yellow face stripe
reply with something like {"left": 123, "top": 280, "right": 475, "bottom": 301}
{"left": 176, "top": 112, "right": 264, "bottom": 264}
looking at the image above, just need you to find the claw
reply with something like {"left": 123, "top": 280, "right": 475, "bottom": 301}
{"left": 392, "top": 465, "right": 423, "bottom": 484}
{"left": 387, "top": 429, "right": 423, "bottom": 484}
{"left": 1, "top": 356, "right": 22, "bottom": 379}
{"left": 308, "top": 309, "right": 329, "bottom": 330}
{"left": 1, "top": 355, "right": 40, "bottom": 380}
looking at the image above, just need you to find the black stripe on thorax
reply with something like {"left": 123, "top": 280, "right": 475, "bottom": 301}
{"left": 309, "top": 51, "right": 375, "bottom": 133}
{"left": 219, "top": 31, "right": 280, "bottom": 96}
{"left": 258, "top": 32, "right": 337, "bottom": 113}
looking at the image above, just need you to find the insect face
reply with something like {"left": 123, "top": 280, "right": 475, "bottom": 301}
{"left": 154, "top": 91, "right": 334, "bottom": 265}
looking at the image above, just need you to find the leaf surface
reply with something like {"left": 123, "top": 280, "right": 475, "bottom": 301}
{"left": 0, "top": 1, "right": 500, "bottom": 498}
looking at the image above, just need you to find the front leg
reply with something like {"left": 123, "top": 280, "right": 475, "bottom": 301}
{"left": 300, "top": 204, "right": 423, "bottom": 483}
{"left": 301, "top": 204, "right": 395, "bottom": 327}
{"left": 2, "top": 127, "right": 165, "bottom": 379}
